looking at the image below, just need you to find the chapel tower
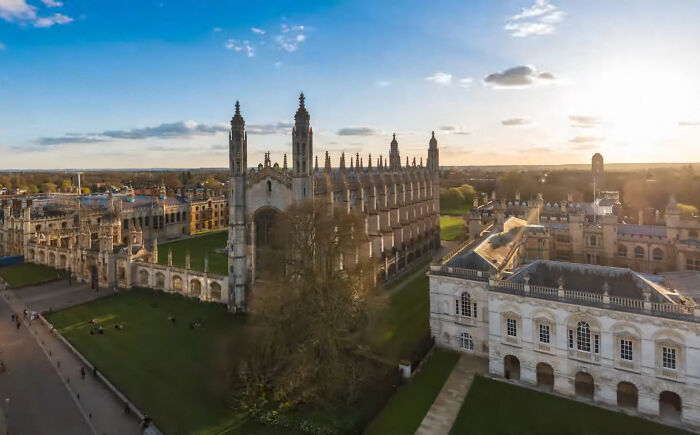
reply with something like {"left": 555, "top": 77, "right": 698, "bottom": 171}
{"left": 427, "top": 131, "right": 439, "bottom": 174}
{"left": 389, "top": 133, "right": 401, "bottom": 171}
{"left": 292, "top": 93, "right": 314, "bottom": 201}
{"left": 228, "top": 101, "right": 248, "bottom": 311}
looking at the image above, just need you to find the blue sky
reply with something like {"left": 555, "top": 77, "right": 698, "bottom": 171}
{"left": 2, "top": 0, "right": 700, "bottom": 169}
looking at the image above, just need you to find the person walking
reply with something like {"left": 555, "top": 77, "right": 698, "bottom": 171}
{"left": 80, "top": 367, "right": 86, "bottom": 380}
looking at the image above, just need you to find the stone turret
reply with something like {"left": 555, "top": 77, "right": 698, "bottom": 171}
{"left": 292, "top": 93, "right": 314, "bottom": 201}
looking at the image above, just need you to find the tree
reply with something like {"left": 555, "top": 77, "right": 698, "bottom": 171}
{"left": 440, "top": 183, "right": 476, "bottom": 214}
{"left": 60, "top": 179, "right": 73, "bottom": 192}
{"left": 40, "top": 182, "right": 57, "bottom": 193}
{"left": 230, "top": 201, "right": 381, "bottom": 415}
{"left": 678, "top": 203, "right": 698, "bottom": 218}
{"left": 203, "top": 177, "right": 223, "bottom": 190}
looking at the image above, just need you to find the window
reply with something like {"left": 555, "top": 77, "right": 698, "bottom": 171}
{"left": 687, "top": 258, "right": 695, "bottom": 270}
{"left": 617, "top": 245, "right": 627, "bottom": 257}
{"left": 457, "top": 293, "right": 477, "bottom": 318}
{"left": 662, "top": 347, "right": 677, "bottom": 370}
{"left": 556, "top": 235, "right": 570, "bottom": 243}
{"left": 620, "top": 339, "right": 633, "bottom": 361}
{"left": 568, "top": 330, "right": 574, "bottom": 349}
{"left": 589, "top": 235, "right": 597, "bottom": 247}
{"left": 506, "top": 318, "right": 517, "bottom": 337}
{"left": 539, "top": 324, "right": 550, "bottom": 344}
{"left": 690, "top": 230, "right": 698, "bottom": 239}
{"left": 652, "top": 248, "right": 663, "bottom": 261}
{"left": 634, "top": 246, "right": 644, "bottom": 259}
{"left": 576, "top": 321, "right": 591, "bottom": 352}
{"left": 459, "top": 332, "right": 473, "bottom": 351}
{"left": 594, "top": 334, "right": 600, "bottom": 354}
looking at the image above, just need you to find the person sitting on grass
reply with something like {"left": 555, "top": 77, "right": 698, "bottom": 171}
{"left": 168, "top": 316, "right": 176, "bottom": 323}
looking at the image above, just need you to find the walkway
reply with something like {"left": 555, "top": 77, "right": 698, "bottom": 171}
{"left": 415, "top": 354, "right": 488, "bottom": 435}
{"left": 2, "top": 281, "right": 145, "bottom": 435}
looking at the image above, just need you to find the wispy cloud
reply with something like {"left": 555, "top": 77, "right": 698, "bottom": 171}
{"left": 483, "top": 65, "right": 557, "bottom": 89}
{"left": 40, "top": 0, "right": 62, "bottom": 7}
{"left": 679, "top": 121, "right": 700, "bottom": 126}
{"left": 501, "top": 118, "right": 531, "bottom": 126}
{"left": 251, "top": 27, "right": 265, "bottom": 35}
{"left": 38, "top": 120, "right": 230, "bottom": 145}
{"left": 376, "top": 80, "right": 392, "bottom": 88}
{"left": 212, "top": 27, "right": 222, "bottom": 32}
{"left": 34, "top": 12, "right": 72, "bottom": 27}
{"left": 224, "top": 39, "right": 254, "bottom": 57}
{"left": 570, "top": 136, "right": 604, "bottom": 143}
{"left": 247, "top": 122, "right": 293, "bottom": 135}
{"left": 569, "top": 115, "right": 600, "bottom": 128}
{"left": 275, "top": 24, "right": 307, "bottom": 52}
{"left": 438, "top": 125, "right": 470, "bottom": 135}
{"left": 505, "top": 0, "right": 564, "bottom": 37}
{"left": 425, "top": 71, "right": 452, "bottom": 87}
{"left": 0, "top": 0, "right": 73, "bottom": 27}
{"left": 458, "top": 77, "right": 473, "bottom": 88}
{"left": 336, "top": 127, "right": 383, "bottom": 136}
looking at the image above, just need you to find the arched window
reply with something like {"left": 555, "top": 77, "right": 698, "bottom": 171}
{"left": 653, "top": 248, "right": 664, "bottom": 261}
{"left": 455, "top": 292, "right": 477, "bottom": 318}
{"left": 589, "top": 235, "right": 597, "bottom": 247}
{"left": 267, "top": 180, "right": 272, "bottom": 193}
{"left": 634, "top": 246, "right": 644, "bottom": 259}
{"left": 576, "top": 321, "right": 591, "bottom": 352}
{"left": 459, "top": 332, "right": 473, "bottom": 351}
{"left": 617, "top": 245, "right": 627, "bottom": 257}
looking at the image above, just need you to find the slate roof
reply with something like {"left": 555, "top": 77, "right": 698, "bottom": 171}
{"left": 617, "top": 225, "right": 667, "bottom": 237}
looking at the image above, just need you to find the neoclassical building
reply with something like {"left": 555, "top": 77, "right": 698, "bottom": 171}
{"left": 227, "top": 94, "right": 441, "bottom": 309}
{"left": 431, "top": 216, "right": 700, "bottom": 429}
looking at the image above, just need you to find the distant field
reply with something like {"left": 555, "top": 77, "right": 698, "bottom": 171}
{"left": 158, "top": 231, "right": 228, "bottom": 275}
{"left": 440, "top": 216, "right": 464, "bottom": 241}
{"left": 0, "top": 263, "right": 65, "bottom": 287}
{"left": 451, "top": 376, "right": 689, "bottom": 435}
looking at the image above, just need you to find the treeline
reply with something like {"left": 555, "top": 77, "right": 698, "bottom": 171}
{"left": 0, "top": 170, "right": 229, "bottom": 193}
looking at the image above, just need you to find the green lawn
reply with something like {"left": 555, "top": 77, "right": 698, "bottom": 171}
{"left": 365, "top": 349, "right": 459, "bottom": 435}
{"left": 440, "top": 216, "right": 464, "bottom": 241}
{"left": 158, "top": 231, "right": 228, "bottom": 275}
{"left": 370, "top": 269, "right": 431, "bottom": 363}
{"left": 440, "top": 204, "right": 472, "bottom": 216}
{"left": 47, "top": 288, "right": 249, "bottom": 435}
{"left": 0, "top": 263, "right": 65, "bottom": 287}
{"left": 451, "top": 376, "right": 689, "bottom": 435}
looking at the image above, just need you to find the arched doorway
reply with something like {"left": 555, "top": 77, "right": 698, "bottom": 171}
{"left": 59, "top": 255, "right": 67, "bottom": 269}
{"left": 574, "top": 372, "right": 594, "bottom": 400}
{"left": 210, "top": 282, "right": 222, "bottom": 301}
{"left": 253, "top": 207, "right": 283, "bottom": 276}
{"left": 190, "top": 279, "right": 201, "bottom": 297}
{"left": 504, "top": 355, "right": 520, "bottom": 381}
{"left": 139, "top": 270, "right": 149, "bottom": 286}
{"left": 617, "top": 382, "right": 638, "bottom": 410}
{"left": 172, "top": 275, "right": 183, "bottom": 292}
{"left": 536, "top": 363, "right": 554, "bottom": 391}
{"left": 155, "top": 272, "right": 165, "bottom": 289}
{"left": 659, "top": 391, "right": 682, "bottom": 421}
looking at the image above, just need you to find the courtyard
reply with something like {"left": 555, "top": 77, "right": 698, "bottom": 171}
{"left": 440, "top": 216, "right": 464, "bottom": 241}
{"left": 450, "top": 376, "right": 689, "bottom": 435}
{"left": 157, "top": 231, "right": 228, "bottom": 275}
{"left": 0, "top": 263, "right": 65, "bottom": 287}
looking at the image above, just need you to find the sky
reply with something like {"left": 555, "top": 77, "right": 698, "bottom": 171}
{"left": 1, "top": 0, "right": 700, "bottom": 169}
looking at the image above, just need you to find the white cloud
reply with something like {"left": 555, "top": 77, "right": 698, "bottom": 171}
{"left": 569, "top": 115, "right": 601, "bottom": 128}
{"left": 337, "top": 127, "right": 383, "bottom": 136}
{"left": 425, "top": 71, "right": 452, "bottom": 87}
{"left": 212, "top": 27, "right": 222, "bottom": 32}
{"left": 376, "top": 80, "right": 391, "bottom": 88}
{"left": 505, "top": 0, "right": 564, "bottom": 37}
{"left": 251, "top": 27, "right": 265, "bottom": 35}
{"left": 41, "top": 0, "right": 62, "bottom": 7}
{"left": 501, "top": 118, "right": 531, "bottom": 126}
{"left": 0, "top": 1, "right": 73, "bottom": 27}
{"left": 34, "top": 12, "right": 72, "bottom": 27}
{"left": 224, "top": 39, "right": 254, "bottom": 57}
{"left": 275, "top": 23, "right": 307, "bottom": 52}
{"left": 459, "top": 77, "right": 473, "bottom": 88}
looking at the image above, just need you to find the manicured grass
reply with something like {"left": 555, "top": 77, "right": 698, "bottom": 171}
{"left": 450, "top": 376, "right": 689, "bottom": 435}
{"left": 440, "top": 204, "right": 472, "bottom": 216}
{"left": 440, "top": 216, "right": 464, "bottom": 241}
{"left": 158, "top": 231, "right": 228, "bottom": 275}
{"left": 0, "top": 263, "right": 65, "bottom": 287}
{"left": 371, "top": 270, "right": 431, "bottom": 363}
{"left": 47, "top": 288, "right": 249, "bottom": 435}
{"left": 365, "top": 349, "right": 459, "bottom": 435}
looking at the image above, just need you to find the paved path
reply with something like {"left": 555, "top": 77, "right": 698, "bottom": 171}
{"left": 415, "top": 354, "right": 488, "bottom": 435}
{"left": 0, "top": 292, "right": 91, "bottom": 435}
{"left": 2, "top": 282, "right": 144, "bottom": 435}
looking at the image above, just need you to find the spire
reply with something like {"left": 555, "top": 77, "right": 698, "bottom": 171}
{"left": 340, "top": 152, "right": 346, "bottom": 171}
{"left": 427, "top": 131, "right": 439, "bottom": 172}
{"left": 356, "top": 153, "right": 361, "bottom": 172}
{"left": 368, "top": 153, "right": 372, "bottom": 169}
{"left": 283, "top": 153, "right": 288, "bottom": 170}
{"left": 324, "top": 150, "right": 331, "bottom": 173}
{"left": 295, "top": 92, "right": 309, "bottom": 121}
{"left": 420, "top": 157, "right": 423, "bottom": 167}
{"left": 412, "top": 157, "right": 416, "bottom": 167}
{"left": 231, "top": 100, "right": 245, "bottom": 127}
{"left": 350, "top": 156, "right": 354, "bottom": 170}
{"left": 406, "top": 156, "right": 409, "bottom": 168}
{"left": 315, "top": 155, "right": 319, "bottom": 172}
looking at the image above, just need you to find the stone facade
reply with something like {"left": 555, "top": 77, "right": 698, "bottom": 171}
{"left": 226, "top": 94, "right": 441, "bottom": 311}
{"left": 431, "top": 218, "right": 700, "bottom": 429}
